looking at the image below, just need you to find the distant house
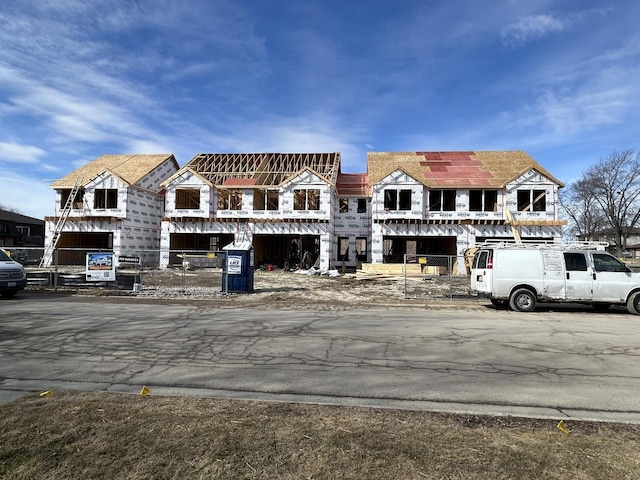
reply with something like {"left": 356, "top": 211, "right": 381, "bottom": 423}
{"left": 0, "top": 209, "right": 45, "bottom": 263}
{"left": 581, "top": 227, "right": 640, "bottom": 261}
{"left": 44, "top": 154, "right": 179, "bottom": 266}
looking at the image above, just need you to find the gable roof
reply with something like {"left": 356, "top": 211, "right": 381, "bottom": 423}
{"left": 367, "top": 151, "right": 564, "bottom": 188}
{"left": 182, "top": 152, "right": 341, "bottom": 187}
{"left": 50, "top": 154, "right": 179, "bottom": 188}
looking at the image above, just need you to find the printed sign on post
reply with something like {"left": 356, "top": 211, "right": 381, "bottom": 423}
{"left": 86, "top": 252, "right": 116, "bottom": 281}
{"left": 228, "top": 254, "right": 242, "bottom": 274}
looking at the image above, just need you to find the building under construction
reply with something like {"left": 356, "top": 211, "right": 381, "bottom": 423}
{"left": 43, "top": 150, "right": 565, "bottom": 271}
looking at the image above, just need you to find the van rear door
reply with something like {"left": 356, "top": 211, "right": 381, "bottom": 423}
{"left": 470, "top": 249, "right": 492, "bottom": 295}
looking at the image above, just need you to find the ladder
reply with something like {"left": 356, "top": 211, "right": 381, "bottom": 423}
{"left": 40, "top": 178, "right": 83, "bottom": 267}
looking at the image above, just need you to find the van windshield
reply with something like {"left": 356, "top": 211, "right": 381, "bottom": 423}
{"left": 593, "top": 253, "right": 629, "bottom": 272}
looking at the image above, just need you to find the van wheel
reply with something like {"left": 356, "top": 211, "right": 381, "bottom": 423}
{"left": 627, "top": 292, "right": 640, "bottom": 315}
{"left": 509, "top": 289, "right": 536, "bottom": 312}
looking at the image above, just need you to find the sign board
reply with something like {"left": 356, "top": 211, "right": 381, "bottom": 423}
{"left": 227, "top": 254, "right": 242, "bottom": 275}
{"left": 118, "top": 255, "right": 141, "bottom": 264}
{"left": 86, "top": 252, "right": 116, "bottom": 281}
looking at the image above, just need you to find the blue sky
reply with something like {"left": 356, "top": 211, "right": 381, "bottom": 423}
{"left": 1, "top": 0, "right": 639, "bottom": 219}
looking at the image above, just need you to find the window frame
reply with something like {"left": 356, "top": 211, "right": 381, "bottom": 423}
{"left": 355, "top": 237, "right": 367, "bottom": 261}
{"left": 253, "top": 189, "right": 280, "bottom": 211}
{"left": 61, "top": 188, "right": 85, "bottom": 210}
{"left": 428, "top": 189, "right": 456, "bottom": 212}
{"left": 16, "top": 226, "right": 30, "bottom": 236}
{"left": 174, "top": 188, "right": 200, "bottom": 210}
{"left": 337, "top": 236, "right": 349, "bottom": 261}
{"left": 517, "top": 189, "right": 547, "bottom": 212}
{"left": 469, "top": 189, "right": 498, "bottom": 212}
{"left": 293, "top": 189, "right": 321, "bottom": 211}
{"left": 384, "top": 189, "right": 412, "bottom": 211}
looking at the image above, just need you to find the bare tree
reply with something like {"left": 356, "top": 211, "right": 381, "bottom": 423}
{"left": 584, "top": 149, "right": 640, "bottom": 255}
{"left": 558, "top": 178, "right": 607, "bottom": 241}
{"left": 0, "top": 203, "right": 21, "bottom": 214}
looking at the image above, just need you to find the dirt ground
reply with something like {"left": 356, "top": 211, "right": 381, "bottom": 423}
{"left": 127, "top": 266, "right": 478, "bottom": 308}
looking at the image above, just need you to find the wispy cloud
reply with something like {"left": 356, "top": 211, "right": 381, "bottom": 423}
{"left": 0, "top": 173, "right": 55, "bottom": 218}
{"left": 501, "top": 14, "right": 568, "bottom": 46}
{"left": 0, "top": 142, "right": 46, "bottom": 163}
{"left": 501, "top": 9, "right": 608, "bottom": 47}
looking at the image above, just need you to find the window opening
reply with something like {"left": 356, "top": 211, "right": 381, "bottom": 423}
{"left": 429, "top": 190, "right": 456, "bottom": 211}
{"left": 61, "top": 188, "right": 85, "bottom": 210}
{"left": 357, "top": 199, "right": 366, "bottom": 213}
{"left": 218, "top": 190, "right": 229, "bottom": 210}
{"left": 399, "top": 189, "right": 412, "bottom": 210}
{"left": 175, "top": 188, "right": 199, "bottom": 209}
{"left": 384, "top": 190, "right": 397, "bottom": 210}
{"left": 229, "top": 189, "right": 242, "bottom": 210}
{"left": 253, "top": 189, "right": 265, "bottom": 210}
{"left": 338, "top": 237, "right": 349, "bottom": 261}
{"left": 564, "top": 252, "right": 588, "bottom": 271}
{"left": 355, "top": 237, "right": 367, "bottom": 261}
{"left": 267, "top": 190, "right": 279, "bottom": 210}
{"left": 517, "top": 189, "right": 547, "bottom": 212}
{"left": 93, "top": 189, "right": 118, "bottom": 209}
{"left": 532, "top": 190, "right": 546, "bottom": 211}
{"left": 308, "top": 189, "right": 320, "bottom": 210}
{"left": 470, "top": 190, "right": 498, "bottom": 212}
{"left": 339, "top": 198, "right": 349, "bottom": 213}
{"left": 294, "top": 189, "right": 320, "bottom": 210}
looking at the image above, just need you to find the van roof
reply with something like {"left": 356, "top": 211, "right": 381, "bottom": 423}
{"left": 477, "top": 241, "right": 609, "bottom": 251}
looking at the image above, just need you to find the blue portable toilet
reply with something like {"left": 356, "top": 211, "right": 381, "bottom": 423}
{"left": 222, "top": 241, "right": 255, "bottom": 292}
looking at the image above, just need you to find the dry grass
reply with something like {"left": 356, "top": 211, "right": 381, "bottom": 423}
{"left": 2, "top": 391, "right": 640, "bottom": 480}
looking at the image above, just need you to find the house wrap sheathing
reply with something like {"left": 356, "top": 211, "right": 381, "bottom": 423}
{"left": 160, "top": 153, "right": 344, "bottom": 270}
{"left": 367, "top": 151, "right": 565, "bottom": 271}
{"left": 45, "top": 154, "right": 179, "bottom": 266}
{"left": 45, "top": 149, "right": 565, "bottom": 271}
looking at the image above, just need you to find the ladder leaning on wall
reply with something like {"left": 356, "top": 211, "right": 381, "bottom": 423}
{"left": 39, "top": 177, "right": 83, "bottom": 268}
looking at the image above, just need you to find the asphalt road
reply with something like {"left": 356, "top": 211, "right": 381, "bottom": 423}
{"left": 2, "top": 294, "right": 640, "bottom": 423}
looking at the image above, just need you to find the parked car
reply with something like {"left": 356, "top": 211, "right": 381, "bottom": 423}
{"left": 470, "top": 242, "right": 640, "bottom": 314}
{"left": 5, "top": 249, "right": 28, "bottom": 263}
{"left": 0, "top": 249, "right": 28, "bottom": 297}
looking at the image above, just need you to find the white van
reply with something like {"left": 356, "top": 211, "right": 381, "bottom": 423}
{"left": 470, "top": 242, "right": 640, "bottom": 314}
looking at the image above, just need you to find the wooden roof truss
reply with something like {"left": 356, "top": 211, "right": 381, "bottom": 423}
{"left": 185, "top": 153, "right": 341, "bottom": 187}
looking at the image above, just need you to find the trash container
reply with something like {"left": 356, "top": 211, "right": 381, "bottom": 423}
{"left": 222, "top": 241, "right": 254, "bottom": 292}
